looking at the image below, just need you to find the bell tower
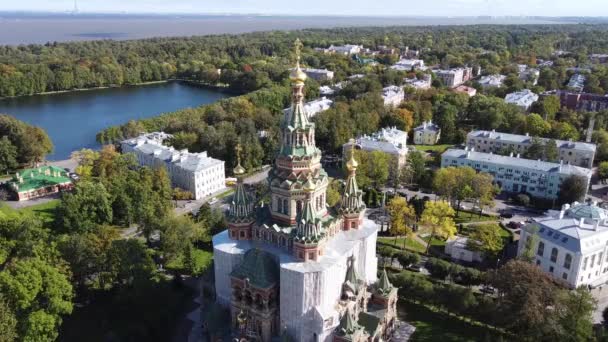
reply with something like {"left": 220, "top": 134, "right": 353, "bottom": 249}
{"left": 268, "top": 38, "right": 329, "bottom": 226}
{"left": 228, "top": 144, "right": 255, "bottom": 240}
{"left": 340, "top": 149, "right": 366, "bottom": 230}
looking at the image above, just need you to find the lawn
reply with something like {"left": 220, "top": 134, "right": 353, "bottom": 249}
{"left": 378, "top": 236, "right": 426, "bottom": 254}
{"left": 400, "top": 300, "right": 506, "bottom": 342}
{"left": 0, "top": 200, "right": 59, "bottom": 228}
{"left": 413, "top": 144, "right": 453, "bottom": 153}
{"left": 453, "top": 210, "right": 499, "bottom": 224}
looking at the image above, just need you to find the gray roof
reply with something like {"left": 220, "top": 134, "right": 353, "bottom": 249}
{"left": 528, "top": 203, "right": 608, "bottom": 253}
{"left": 467, "top": 130, "right": 596, "bottom": 152}
{"left": 414, "top": 121, "right": 440, "bottom": 132}
{"left": 442, "top": 148, "right": 593, "bottom": 178}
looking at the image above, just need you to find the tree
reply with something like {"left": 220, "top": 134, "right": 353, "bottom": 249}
{"left": 106, "top": 239, "right": 155, "bottom": 287}
{"left": 419, "top": 201, "right": 457, "bottom": 253}
{"left": 524, "top": 138, "right": 558, "bottom": 162}
{"left": 488, "top": 260, "right": 560, "bottom": 340}
{"left": 55, "top": 181, "right": 113, "bottom": 233}
{"left": 326, "top": 180, "right": 342, "bottom": 207}
{"left": 387, "top": 196, "right": 416, "bottom": 249}
{"left": 0, "top": 136, "right": 17, "bottom": 174}
{"left": 402, "top": 150, "right": 426, "bottom": 186}
{"left": 352, "top": 150, "right": 390, "bottom": 189}
{"left": 525, "top": 113, "right": 551, "bottom": 137}
{"left": 467, "top": 224, "right": 505, "bottom": 259}
{"left": 558, "top": 175, "right": 588, "bottom": 205}
{"left": 599, "top": 161, "right": 608, "bottom": 183}
{"left": 554, "top": 287, "right": 596, "bottom": 342}
{"left": 0, "top": 296, "right": 17, "bottom": 342}
{"left": 159, "top": 214, "right": 208, "bottom": 261}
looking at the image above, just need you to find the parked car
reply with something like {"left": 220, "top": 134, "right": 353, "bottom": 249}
{"left": 406, "top": 264, "right": 422, "bottom": 272}
{"left": 500, "top": 212, "right": 513, "bottom": 219}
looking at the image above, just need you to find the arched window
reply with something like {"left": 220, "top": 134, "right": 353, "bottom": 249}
{"left": 564, "top": 253, "right": 572, "bottom": 269}
{"left": 277, "top": 197, "right": 282, "bottom": 213}
{"left": 550, "top": 247, "right": 558, "bottom": 263}
{"left": 537, "top": 241, "right": 544, "bottom": 256}
{"left": 296, "top": 200, "right": 303, "bottom": 216}
{"left": 283, "top": 199, "right": 289, "bottom": 215}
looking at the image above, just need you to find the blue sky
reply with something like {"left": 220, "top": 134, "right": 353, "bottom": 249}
{"left": 3, "top": 0, "right": 608, "bottom": 17}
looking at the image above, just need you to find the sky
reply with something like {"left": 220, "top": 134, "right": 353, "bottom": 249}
{"left": 2, "top": 0, "right": 608, "bottom": 17}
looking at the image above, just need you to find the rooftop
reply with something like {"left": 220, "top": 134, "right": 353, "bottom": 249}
{"left": 442, "top": 148, "right": 593, "bottom": 178}
{"left": 352, "top": 127, "right": 408, "bottom": 155}
{"left": 478, "top": 74, "right": 506, "bottom": 87}
{"left": 528, "top": 202, "right": 608, "bottom": 253}
{"left": 414, "top": 120, "right": 440, "bottom": 132}
{"left": 504, "top": 89, "right": 539, "bottom": 107}
{"left": 9, "top": 166, "right": 71, "bottom": 193}
{"left": 467, "top": 130, "right": 597, "bottom": 152}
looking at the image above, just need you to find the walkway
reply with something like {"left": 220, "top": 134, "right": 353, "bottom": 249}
{"left": 391, "top": 320, "right": 416, "bottom": 341}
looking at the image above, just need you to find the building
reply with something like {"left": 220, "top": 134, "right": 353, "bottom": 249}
{"left": 504, "top": 89, "right": 539, "bottom": 110}
{"left": 390, "top": 58, "right": 425, "bottom": 71}
{"left": 213, "top": 45, "right": 401, "bottom": 342}
{"left": 445, "top": 236, "right": 484, "bottom": 263}
{"left": 8, "top": 166, "right": 73, "bottom": 201}
{"left": 568, "top": 74, "right": 586, "bottom": 92}
{"left": 381, "top": 86, "right": 404, "bottom": 107}
{"left": 441, "top": 147, "right": 592, "bottom": 200}
{"left": 302, "top": 68, "right": 335, "bottom": 81}
{"left": 404, "top": 74, "right": 432, "bottom": 90}
{"left": 557, "top": 90, "right": 608, "bottom": 112}
{"left": 283, "top": 97, "right": 333, "bottom": 119}
{"left": 466, "top": 130, "right": 596, "bottom": 168}
{"left": 343, "top": 127, "right": 408, "bottom": 181}
{"left": 518, "top": 65, "right": 540, "bottom": 85}
{"left": 453, "top": 85, "right": 477, "bottom": 97}
{"left": 433, "top": 67, "right": 474, "bottom": 88}
{"left": 590, "top": 54, "right": 608, "bottom": 64}
{"left": 413, "top": 120, "right": 441, "bottom": 145}
{"left": 319, "top": 44, "right": 363, "bottom": 55}
{"left": 517, "top": 201, "right": 608, "bottom": 288}
{"left": 478, "top": 74, "right": 506, "bottom": 88}
{"left": 319, "top": 86, "right": 336, "bottom": 96}
{"left": 121, "top": 132, "right": 225, "bottom": 200}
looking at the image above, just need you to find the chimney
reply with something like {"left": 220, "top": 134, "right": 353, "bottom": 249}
{"left": 526, "top": 132, "right": 529, "bottom": 137}
{"left": 516, "top": 154, "right": 520, "bottom": 158}
{"left": 579, "top": 218, "right": 585, "bottom": 227}
{"left": 559, "top": 210, "right": 565, "bottom": 219}
{"left": 509, "top": 152, "right": 514, "bottom": 157}
{"left": 594, "top": 219, "right": 600, "bottom": 231}
{"left": 471, "top": 147, "right": 475, "bottom": 152}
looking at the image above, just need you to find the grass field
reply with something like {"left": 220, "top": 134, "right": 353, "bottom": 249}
{"left": 401, "top": 300, "right": 506, "bottom": 341}
{"left": 0, "top": 200, "right": 59, "bottom": 228}
{"left": 413, "top": 144, "right": 453, "bottom": 153}
{"left": 378, "top": 236, "right": 426, "bottom": 254}
{"left": 453, "top": 210, "right": 499, "bottom": 224}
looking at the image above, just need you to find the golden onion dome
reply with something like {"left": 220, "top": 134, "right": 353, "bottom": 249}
{"left": 303, "top": 174, "right": 316, "bottom": 192}
{"left": 290, "top": 61, "right": 307, "bottom": 84}
{"left": 346, "top": 151, "right": 358, "bottom": 171}
{"left": 234, "top": 162, "right": 246, "bottom": 176}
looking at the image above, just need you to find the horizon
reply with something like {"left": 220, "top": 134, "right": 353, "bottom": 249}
{"left": 3, "top": 0, "right": 608, "bottom": 18}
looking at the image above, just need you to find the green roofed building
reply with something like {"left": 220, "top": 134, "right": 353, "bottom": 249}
{"left": 8, "top": 166, "right": 73, "bottom": 201}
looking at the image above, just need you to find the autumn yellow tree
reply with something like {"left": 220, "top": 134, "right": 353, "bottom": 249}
{"left": 387, "top": 195, "right": 416, "bottom": 249}
{"left": 420, "top": 200, "right": 457, "bottom": 254}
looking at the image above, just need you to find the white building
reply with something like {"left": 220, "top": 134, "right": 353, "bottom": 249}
{"left": 445, "top": 236, "right": 484, "bottom": 263}
{"left": 319, "top": 85, "right": 335, "bottom": 96}
{"left": 504, "top": 89, "right": 539, "bottom": 110}
{"left": 343, "top": 127, "right": 408, "bottom": 181}
{"left": 466, "top": 130, "right": 597, "bottom": 169}
{"left": 283, "top": 97, "right": 333, "bottom": 119}
{"left": 320, "top": 44, "right": 363, "bottom": 55}
{"left": 433, "top": 67, "right": 474, "bottom": 88}
{"left": 381, "top": 85, "right": 405, "bottom": 107}
{"left": 301, "top": 68, "right": 334, "bottom": 81}
{"left": 404, "top": 74, "right": 432, "bottom": 90}
{"left": 568, "top": 74, "right": 586, "bottom": 92}
{"left": 518, "top": 201, "right": 608, "bottom": 288}
{"left": 441, "top": 147, "right": 592, "bottom": 200}
{"left": 121, "top": 132, "right": 225, "bottom": 200}
{"left": 413, "top": 120, "right": 441, "bottom": 145}
{"left": 390, "top": 58, "right": 426, "bottom": 71}
{"left": 478, "top": 74, "right": 506, "bottom": 88}
{"left": 518, "top": 65, "right": 540, "bottom": 85}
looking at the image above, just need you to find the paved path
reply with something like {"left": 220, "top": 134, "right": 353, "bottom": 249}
{"left": 391, "top": 320, "right": 416, "bottom": 341}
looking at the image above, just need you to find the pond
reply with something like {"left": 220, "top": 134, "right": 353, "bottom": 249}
{"left": 0, "top": 82, "right": 230, "bottom": 160}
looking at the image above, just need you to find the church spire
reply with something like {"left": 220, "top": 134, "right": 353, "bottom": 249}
{"left": 295, "top": 174, "right": 322, "bottom": 242}
{"left": 377, "top": 268, "right": 394, "bottom": 295}
{"left": 229, "top": 144, "right": 253, "bottom": 221}
{"left": 337, "top": 306, "right": 362, "bottom": 337}
{"left": 341, "top": 148, "right": 365, "bottom": 213}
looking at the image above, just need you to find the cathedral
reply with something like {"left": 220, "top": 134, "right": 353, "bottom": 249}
{"left": 212, "top": 40, "right": 398, "bottom": 342}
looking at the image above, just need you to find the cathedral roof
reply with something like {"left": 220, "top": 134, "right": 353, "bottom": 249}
{"left": 345, "top": 257, "right": 362, "bottom": 285}
{"left": 377, "top": 268, "right": 394, "bottom": 295}
{"left": 338, "top": 307, "right": 362, "bottom": 337}
{"left": 230, "top": 249, "right": 279, "bottom": 289}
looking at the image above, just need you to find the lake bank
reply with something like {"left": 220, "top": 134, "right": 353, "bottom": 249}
{"left": 0, "top": 82, "right": 232, "bottom": 160}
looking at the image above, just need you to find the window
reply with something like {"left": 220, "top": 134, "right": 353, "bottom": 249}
{"left": 591, "top": 254, "right": 596, "bottom": 267}
{"left": 549, "top": 266, "right": 554, "bottom": 273}
{"left": 550, "top": 248, "right": 558, "bottom": 263}
{"left": 583, "top": 257, "right": 589, "bottom": 270}
{"left": 536, "top": 259, "right": 541, "bottom": 265}
{"left": 599, "top": 253, "right": 604, "bottom": 266}
{"left": 562, "top": 273, "right": 568, "bottom": 280}
{"left": 564, "top": 254, "right": 572, "bottom": 270}
{"left": 537, "top": 241, "right": 544, "bottom": 256}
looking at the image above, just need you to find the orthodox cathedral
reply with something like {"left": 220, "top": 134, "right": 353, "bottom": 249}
{"left": 212, "top": 40, "right": 398, "bottom": 342}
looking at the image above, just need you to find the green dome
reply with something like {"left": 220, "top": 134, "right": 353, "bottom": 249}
{"left": 566, "top": 203, "right": 608, "bottom": 221}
